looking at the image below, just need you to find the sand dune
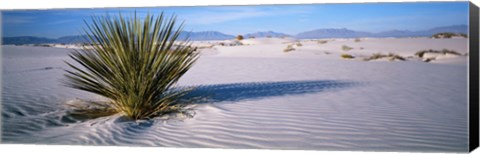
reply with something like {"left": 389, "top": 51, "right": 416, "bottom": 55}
{"left": 188, "top": 37, "right": 469, "bottom": 67}
{"left": 1, "top": 37, "right": 469, "bottom": 152}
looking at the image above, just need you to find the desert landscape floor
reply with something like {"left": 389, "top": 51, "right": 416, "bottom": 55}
{"left": 1, "top": 37, "right": 469, "bottom": 152}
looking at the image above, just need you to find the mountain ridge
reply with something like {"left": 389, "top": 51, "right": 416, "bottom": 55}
{"left": 295, "top": 25, "right": 467, "bottom": 39}
{"left": 244, "top": 31, "right": 291, "bottom": 38}
{"left": 2, "top": 25, "right": 468, "bottom": 45}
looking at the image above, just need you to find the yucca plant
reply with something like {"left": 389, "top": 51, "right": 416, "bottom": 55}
{"left": 64, "top": 12, "right": 199, "bottom": 120}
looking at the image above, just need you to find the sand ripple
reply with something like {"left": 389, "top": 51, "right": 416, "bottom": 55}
{"left": 2, "top": 46, "right": 468, "bottom": 152}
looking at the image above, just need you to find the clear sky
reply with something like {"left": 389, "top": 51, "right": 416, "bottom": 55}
{"left": 1, "top": 2, "right": 469, "bottom": 38}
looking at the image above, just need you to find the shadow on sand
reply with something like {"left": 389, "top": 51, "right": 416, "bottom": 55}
{"left": 180, "top": 80, "right": 359, "bottom": 104}
{"left": 49, "top": 80, "right": 360, "bottom": 130}
{"left": 117, "top": 80, "right": 359, "bottom": 128}
{"left": 57, "top": 80, "right": 358, "bottom": 125}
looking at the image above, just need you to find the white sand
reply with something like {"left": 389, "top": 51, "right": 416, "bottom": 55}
{"left": 1, "top": 37, "right": 469, "bottom": 152}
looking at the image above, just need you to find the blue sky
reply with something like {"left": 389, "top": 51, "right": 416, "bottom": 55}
{"left": 1, "top": 2, "right": 469, "bottom": 38}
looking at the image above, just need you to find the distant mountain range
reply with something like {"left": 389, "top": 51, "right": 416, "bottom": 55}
{"left": 244, "top": 31, "right": 291, "bottom": 38}
{"left": 56, "top": 35, "right": 89, "bottom": 44}
{"left": 178, "top": 31, "right": 235, "bottom": 41}
{"left": 2, "top": 35, "right": 89, "bottom": 45}
{"left": 2, "top": 25, "right": 467, "bottom": 45}
{"left": 296, "top": 28, "right": 372, "bottom": 39}
{"left": 295, "top": 25, "right": 468, "bottom": 39}
{"left": 2, "top": 36, "right": 57, "bottom": 45}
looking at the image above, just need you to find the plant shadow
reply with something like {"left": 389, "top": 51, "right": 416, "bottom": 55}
{"left": 60, "top": 80, "right": 359, "bottom": 128}
{"left": 178, "top": 80, "right": 359, "bottom": 104}
{"left": 115, "top": 80, "right": 359, "bottom": 130}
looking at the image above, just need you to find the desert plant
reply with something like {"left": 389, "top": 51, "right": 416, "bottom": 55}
{"left": 432, "top": 32, "right": 468, "bottom": 39}
{"left": 64, "top": 13, "right": 199, "bottom": 120}
{"left": 424, "top": 57, "right": 436, "bottom": 62}
{"left": 196, "top": 44, "right": 215, "bottom": 50}
{"left": 284, "top": 45, "right": 295, "bottom": 52}
{"left": 354, "top": 38, "right": 361, "bottom": 42}
{"left": 340, "top": 54, "right": 355, "bottom": 59}
{"left": 364, "top": 53, "right": 384, "bottom": 61}
{"left": 317, "top": 40, "right": 328, "bottom": 44}
{"left": 363, "top": 53, "right": 406, "bottom": 61}
{"left": 387, "top": 53, "right": 406, "bottom": 61}
{"left": 236, "top": 35, "right": 244, "bottom": 40}
{"left": 415, "top": 49, "right": 461, "bottom": 58}
{"left": 295, "top": 42, "right": 303, "bottom": 47}
{"left": 341, "top": 45, "right": 353, "bottom": 51}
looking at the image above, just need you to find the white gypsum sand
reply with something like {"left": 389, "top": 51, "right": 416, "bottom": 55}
{"left": 1, "top": 37, "right": 468, "bottom": 152}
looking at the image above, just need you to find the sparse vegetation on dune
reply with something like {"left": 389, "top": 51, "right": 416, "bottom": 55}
{"left": 33, "top": 44, "right": 53, "bottom": 47}
{"left": 354, "top": 38, "right": 361, "bottom": 42}
{"left": 295, "top": 42, "right": 303, "bottom": 47}
{"left": 424, "top": 57, "right": 436, "bottom": 62}
{"left": 414, "top": 49, "right": 463, "bottom": 62}
{"left": 284, "top": 45, "right": 295, "bottom": 52}
{"left": 432, "top": 32, "right": 468, "bottom": 39}
{"left": 64, "top": 13, "right": 199, "bottom": 120}
{"left": 317, "top": 40, "right": 328, "bottom": 44}
{"left": 236, "top": 35, "right": 244, "bottom": 40}
{"left": 415, "top": 49, "right": 462, "bottom": 58}
{"left": 341, "top": 45, "right": 353, "bottom": 51}
{"left": 341, "top": 54, "right": 355, "bottom": 59}
{"left": 363, "top": 53, "right": 406, "bottom": 61}
{"left": 196, "top": 44, "right": 215, "bottom": 50}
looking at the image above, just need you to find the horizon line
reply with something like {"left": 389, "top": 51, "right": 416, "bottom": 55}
{"left": 2, "top": 24, "right": 468, "bottom": 39}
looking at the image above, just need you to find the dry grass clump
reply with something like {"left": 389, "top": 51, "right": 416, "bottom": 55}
{"left": 341, "top": 54, "right": 355, "bottom": 59}
{"left": 196, "top": 44, "right": 215, "bottom": 50}
{"left": 415, "top": 49, "right": 462, "bottom": 58}
{"left": 363, "top": 53, "right": 406, "bottom": 61}
{"left": 64, "top": 13, "right": 199, "bottom": 120}
{"left": 363, "top": 53, "right": 384, "bottom": 61}
{"left": 236, "top": 35, "right": 244, "bottom": 40}
{"left": 34, "top": 44, "right": 53, "bottom": 47}
{"left": 388, "top": 54, "right": 406, "bottom": 61}
{"left": 317, "top": 40, "right": 328, "bottom": 44}
{"left": 284, "top": 45, "right": 295, "bottom": 52}
{"left": 432, "top": 32, "right": 467, "bottom": 39}
{"left": 341, "top": 45, "right": 353, "bottom": 51}
{"left": 354, "top": 38, "right": 361, "bottom": 42}
{"left": 415, "top": 49, "right": 462, "bottom": 62}
{"left": 295, "top": 42, "right": 303, "bottom": 47}
{"left": 424, "top": 57, "right": 436, "bottom": 62}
